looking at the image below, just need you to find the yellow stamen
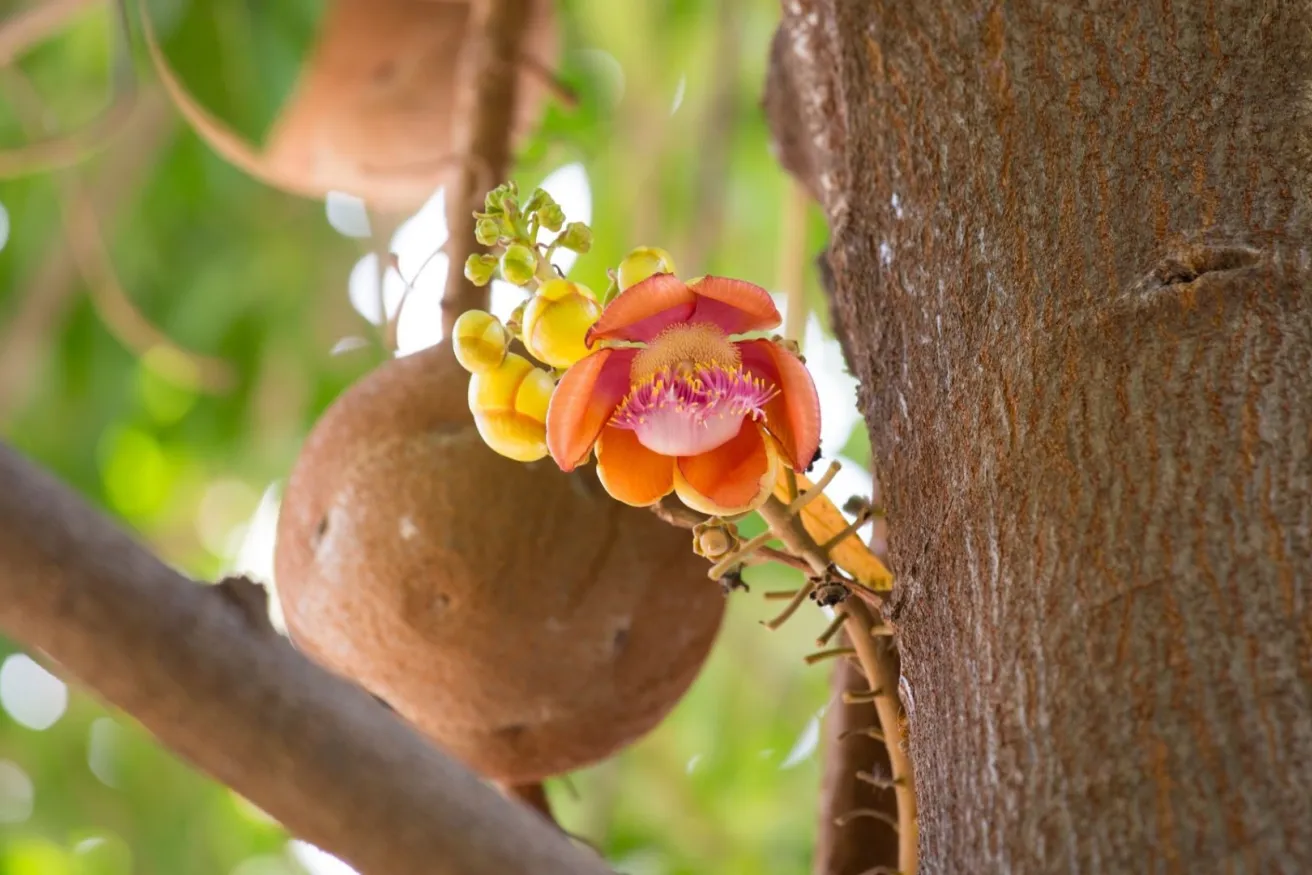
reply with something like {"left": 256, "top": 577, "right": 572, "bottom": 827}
{"left": 630, "top": 323, "right": 739, "bottom": 383}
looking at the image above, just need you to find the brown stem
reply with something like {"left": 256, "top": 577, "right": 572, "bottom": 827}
{"left": 440, "top": 0, "right": 532, "bottom": 337}
{"left": 0, "top": 0, "right": 103, "bottom": 64}
{"left": 0, "top": 89, "right": 175, "bottom": 423}
{"left": 0, "top": 67, "right": 234, "bottom": 391}
{"left": 0, "top": 444, "right": 611, "bottom": 875}
{"left": 0, "top": 0, "right": 136, "bottom": 177}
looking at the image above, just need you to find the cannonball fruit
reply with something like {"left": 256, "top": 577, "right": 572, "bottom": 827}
{"left": 273, "top": 341, "right": 724, "bottom": 783}
{"left": 149, "top": 0, "right": 559, "bottom": 213}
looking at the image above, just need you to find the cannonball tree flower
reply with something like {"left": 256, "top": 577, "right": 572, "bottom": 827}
{"left": 546, "top": 273, "right": 821, "bottom": 515}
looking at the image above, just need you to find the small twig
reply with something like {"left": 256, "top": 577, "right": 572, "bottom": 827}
{"left": 740, "top": 545, "right": 811, "bottom": 573}
{"left": 761, "top": 579, "right": 817, "bottom": 630}
{"left": 820, "top": 505, "right": 876, "bottom": 553}
{"left": 650, "top": 495, "right": 707, "bottom": 530}
{"left": 787, "top": 461, "right": 842, "bottom": 517}
{"left": 0, "top": 0, "right": 137, "bottom": 177}
{"left": 835, "top": 808, "right": 900, "bottom": 831}
{"left": 816, "top": 610, "right": 849, "bottom": 646}
{"left": 707, "top": 528, "right": 774, "bottom": 579}
{"left": 837, "top": 726, "right": 886, "bottom": 744}
{"left": 856, "top": 770, "right": 901, "bottom": 790}
{"left": 843, "top": 688, "right": 884, "bottom": 705}
{"left": 805, "top": 646, "right": 856, "bottom": 665}
{"left": 763, "top": 588, "right": 801, "bottom": 601}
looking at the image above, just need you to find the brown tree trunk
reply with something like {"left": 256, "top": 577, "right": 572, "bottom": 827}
{"left": 767, "top": 2, "right": 1312, "bottom": 872}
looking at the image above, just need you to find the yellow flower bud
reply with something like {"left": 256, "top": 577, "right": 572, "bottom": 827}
{"left": 520, "top": 279, "right": 602, "bottom": 368}
{"left": 467, "top": 353, "right": 554, "bottom": 462}
{"left": 451, "top": 309, "right": 510, "bottom": 374}
{"left": 617, "top": 246, "right": 677, "bottom": 291}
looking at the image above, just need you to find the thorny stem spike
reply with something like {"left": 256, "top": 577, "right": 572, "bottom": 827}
{"left": 760, "top": 579, "right": 816, "bottom": 630}
{"left": 843, "top": 688, "right": 884, "bottom": 705}
{"left": 804, "top": 646, "right": 856, "bottom": 665}
{"left": 835, "top": 808, "right": 900, "bottom": 831}
{"left": 763, "top": 588, "right": 801, "bottom": 601}
{"left": 708, "top": 528, "right": 776, "bottom": 579}
{"left": 816, "top": 611, "right": 849, "bottom": 646}
{"left": 820, "top": 505, "right": 877, "bottom": 553}
{"left": 838, "top": 726, "right": 886, "bottom": 743}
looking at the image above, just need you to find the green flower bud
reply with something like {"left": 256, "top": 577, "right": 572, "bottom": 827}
{"left": 537, "top": 202, "right": 565, "bottom": 232}
{"left": 523, "top": 187, "right": 556, "bottom": 214}
{"left": 475, "top": 217, "right": 502, "bottom": 246}
{"left": 484, "top": 185, "right": 509, "bottom": 213}
{"left": 464, "top": 253, "right": 498, "bottom": 286}
{"left": 557, "top": 222, "right": 593, "bottom": 254}
{"left": 500, "top": 243, "right": 538, "bottom": 286}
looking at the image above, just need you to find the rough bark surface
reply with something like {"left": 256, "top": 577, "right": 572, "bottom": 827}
{"left": 768, "top": 2, "right": 1312, "bottom": 873}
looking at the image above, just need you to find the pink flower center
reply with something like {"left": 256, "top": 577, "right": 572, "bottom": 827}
{"left": 610, "top": 358, "right": 777, "bottom": 457}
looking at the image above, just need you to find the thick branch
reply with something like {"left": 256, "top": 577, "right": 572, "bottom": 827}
{"left": 441, "top": 0, "right": 532, "bottom": 335}
{"left": 0, "top": 444, "right": 611, "bottom": 875}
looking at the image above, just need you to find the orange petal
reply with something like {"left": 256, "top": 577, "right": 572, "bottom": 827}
{"left": 586, "top": 273, "right": 696, "bottom": 345}
{"left": 687, "top": 276, "right": 782, "bottom": 335}
{"left": 737, "top": 339, "right": 821, "bottom": 471}
{"left": 674, "top": 421, "right": 779, "bottom": 516}
{"left": 546, "top": 347, "right": 637, "bottom": 470}
{"left": 595, "top": 426, "right": 675, "bottom": 506}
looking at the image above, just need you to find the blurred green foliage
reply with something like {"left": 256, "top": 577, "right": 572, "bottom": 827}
{"left": 0, "top": 1, "right": 860, "bottom": 873}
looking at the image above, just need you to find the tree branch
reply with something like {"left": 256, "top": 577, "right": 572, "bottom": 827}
{"left": 441, "top": 0, "right": 532, "bottom": 336}
{"left": 0, "top": 444, "right": 612, "bottom": 875}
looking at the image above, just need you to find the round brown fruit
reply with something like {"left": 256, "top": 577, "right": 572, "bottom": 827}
{"left": 273, "top": 342, "right": 724, "bottom": 783}
{"left": 145, "top": 0, "right": 559, "bottom": 213}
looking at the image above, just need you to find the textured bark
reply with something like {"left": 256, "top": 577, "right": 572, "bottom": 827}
{"left": 768, "top": 2, "right": 1312, "bottom": 873}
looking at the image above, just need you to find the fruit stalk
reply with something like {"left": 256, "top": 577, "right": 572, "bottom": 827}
{"left": 441, "top": 0, "right": 534, "bottom": 336}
